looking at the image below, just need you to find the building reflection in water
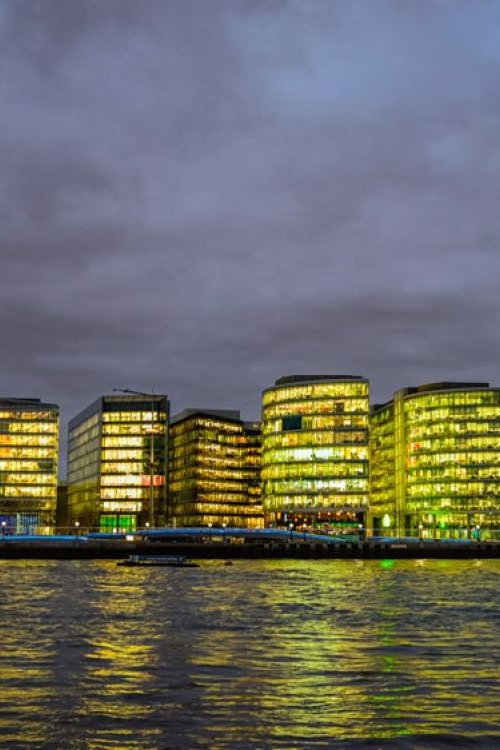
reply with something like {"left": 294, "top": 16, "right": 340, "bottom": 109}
{"left": 0, "top": 559, "right": 499, "bottom": 749}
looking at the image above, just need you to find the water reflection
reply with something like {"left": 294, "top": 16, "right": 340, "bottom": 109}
{"left": 0, "top": 559, "right": 499, "bottom": 749}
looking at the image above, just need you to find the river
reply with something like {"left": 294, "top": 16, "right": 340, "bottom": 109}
{"left": 0, "top": 559, "right": 499, "bottom": 749}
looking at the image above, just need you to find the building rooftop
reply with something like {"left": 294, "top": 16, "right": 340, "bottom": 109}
{"left": 0, "top": 397, "right": 58, "bottom": 409}
{"left": 274, "top": 375, "right": 366, "bottom": 387}
{"left": 401, "top": 381, "right": 491, "bottom": 396}
{"left": 373, "top": 382, "right": 497, "bottom": 413}
{"left": 69, "top": 393, "right": 168, "bottom": 431}
{"left": 171, "top": 408, "right": 242, "bottom": 426}
{"left": 0, "top": 397, "right": 42, "bottom": 403}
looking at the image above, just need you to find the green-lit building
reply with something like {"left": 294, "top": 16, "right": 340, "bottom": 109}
{"left": 68, "top": 394, "right": 169, "bottom": 531}
{"left": 261, "top": 376, "right": 370, "bottom": 531}
{"left": 0, "top": 397, "right": 59, "bottom": 533}
{"left": 370, "top": 382, "right": 500, "bottom": 540}
{"left": 169, "top": 409, "right": 263, "bottom": 527}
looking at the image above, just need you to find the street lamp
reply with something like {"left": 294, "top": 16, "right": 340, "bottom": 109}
{"left": 113, "top": 388, "right": 167, "bottom": 529}
{"left": 475, "top": 524, "right": 481, "bottom": 542}
{"left": 289, "top": 522, "right": 294, "bottom": 542}
{"left": 418, "top": 523, "right": 424, "bottom": 542}
{"left": 358, "top": 523, "right": 364, "bottom": 542}
{"left": 75, "top": 520, "right": 80, "bottom": 536}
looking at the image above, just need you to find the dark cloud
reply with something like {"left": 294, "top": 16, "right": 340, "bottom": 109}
{"left": 1, "top": 0, "right": 500, "bottom": 471}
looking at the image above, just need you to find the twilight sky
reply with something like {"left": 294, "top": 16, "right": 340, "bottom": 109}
{"left": 2, "top": 0, "right": 500, "bottom": 443}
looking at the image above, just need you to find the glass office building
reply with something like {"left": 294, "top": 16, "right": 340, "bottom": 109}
{"left": 68, "top": 394, "right": 169, "bottom": 531}
{"left": 370, "top": 382, "right": 500, "bottom": 539}
{"left": 169, "top": 409, "right": 263, "bottom": 528}
{"left": 0, "top": 397, "right": 59, "bottom": 533}
{"left": 261, "top": 376, "right": 370, "bottom": 531}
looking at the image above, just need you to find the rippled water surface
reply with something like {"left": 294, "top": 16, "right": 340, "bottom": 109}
{"left": 0, "top": 559, "right": 499, "bottom": 749}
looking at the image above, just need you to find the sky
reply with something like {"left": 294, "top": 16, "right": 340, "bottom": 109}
{"left": 2, "top": 0, "right": 500, "bottom": 452}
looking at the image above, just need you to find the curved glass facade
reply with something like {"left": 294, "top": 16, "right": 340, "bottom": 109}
{"left": 370, "top": 383, "right": 500, "bottom": 539}
{"left": 261, "top": 376, "right": 369, "bottom": 525}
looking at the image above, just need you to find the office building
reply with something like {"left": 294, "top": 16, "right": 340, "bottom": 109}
{"left": 370, "top": 382, "right": 500, "bottom": 539}
{"left": 0, "top": 397, "right": 59, "bottom": 533}
{"left": 68, "top": 394, "right": 169, "bottom": 531}
{"left": 261, "top": 376, "right": 370, "bottom": 531}
{"left": 169, "top": 409, "right": 263, "bottom": 527}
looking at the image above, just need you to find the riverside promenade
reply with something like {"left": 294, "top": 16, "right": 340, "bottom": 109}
{"left": 1, "top": 527, "right": 499, "bottom": 560}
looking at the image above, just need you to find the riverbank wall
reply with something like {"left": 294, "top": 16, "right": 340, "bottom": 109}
{"left": 1, "top": 538, "right": 499, "bottom": 560}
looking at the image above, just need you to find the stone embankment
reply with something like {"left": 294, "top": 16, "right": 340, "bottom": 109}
{"left": 1, "top": 538, "right": 499, "bottom": 560}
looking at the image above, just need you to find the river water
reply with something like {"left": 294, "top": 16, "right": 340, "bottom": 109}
{"left": 0, "top": 559, "right": 499, "bottom": 750}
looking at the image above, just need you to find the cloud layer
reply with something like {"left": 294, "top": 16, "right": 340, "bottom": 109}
{"left": 2, "top": 0, "right": 500, "bottom": 465}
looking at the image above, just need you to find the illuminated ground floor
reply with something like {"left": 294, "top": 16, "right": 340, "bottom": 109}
{"left": 0, "top": 512, "right": 53, "bottom": 535}
{"left": 370, "top": 510, "right": 500, "bottom": 541}
{"left": 265, "top": 508, "right": 367, "bottom": 537}
{"left": 99, "top": 513, "right": 138, "bottom": 532}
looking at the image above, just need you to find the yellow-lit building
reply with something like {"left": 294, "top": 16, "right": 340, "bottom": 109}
{"left": 261, "top": 376, "right": 370, "bottom": 531}
{"left": 169, "top": 409, "right": 263, "bottom": 527}
{"left": 68, "top": 394, "right": 169, "bottom": 531}
{"left": 0, "top": 397, "right": 59, "bottom": 533}
{"left": 370, "top": 382, "right": 500, "bottom": 540}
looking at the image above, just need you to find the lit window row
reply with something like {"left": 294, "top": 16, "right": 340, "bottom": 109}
{"left": 0, "top": 422, "right": 57, "bottom": 434}
{"left": 101, "top": 436, "right": 149, "bottom": 448}
{"left": 264, "top": 494, "right": 368, "bottom": 509}
{"left": 0, "top": 411, "right": 57, "bottom": 420}
{"left": 263, "top": 399, "right": 369, "bottom": 419}
{"left": 406, "top": 482, "right": 500, "bottom": 497}
{"left": 0, "top": 459, "right": 55, "bottom": 471}
{"left": 407, "top": 466, "right": 500, "bottom": 480}
{"left": 262, "top": 415, "right": 368, "bottom": 434}
{"left": 102, "top": 411, "right": 165, "bottom": 423}
{"left": 0, "top": 434, "right": 57, "bottom": 446}
{"left": 100, "top": 487, "right": 155, "bottom": 500}
{"left": 101, "top": 449, "right": 147, "bottom": 460}
{"left": 404, "top": 391, "right": 500, "bottom": 408}
{"left": 262, "top": 446, "right": 368, "bottom": 462}
{"left": 409, "top": 437, "right": 500, "bottom": 452}
{"left": 0, "top": 473, "right": 55, "bottom": 485}
{"left": 101, "top": 501, "right": 143, "bottom": 512}
{"left": 263, "top": 431, "right": 367, "bottom": 449}
{"left": 171, "top": 467, "right": 258, "bottom": 481}
{"left": 0, "top": 447, "right": 55, "bottom": 459}
{"left": 100, "top": 424, "right": 150, "bottom": 436}
{"left": 262, "top": 382, "right": 368, "bottom": 404}
{"left": 264, "top": 478, "right": 368, "bottom": 493}
{"left": 100, "top": 474, "right": 154, "bottom": 487}
{"left": 262, "top": 462, "right": 367, "bottom": 479}
{"left": 0, "top": 486, "right": 55, "bottom": 498}
{"left": 100, "top": 461, "right": 148, "bottom": 473}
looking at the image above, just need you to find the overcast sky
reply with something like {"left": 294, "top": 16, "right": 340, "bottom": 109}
{"left": 2, "top": 0, "right": 500, "bottom": 450}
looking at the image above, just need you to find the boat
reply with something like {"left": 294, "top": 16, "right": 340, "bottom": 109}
{"left": 117, "top": 554, "right": 199, "bottom": 568}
